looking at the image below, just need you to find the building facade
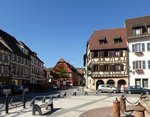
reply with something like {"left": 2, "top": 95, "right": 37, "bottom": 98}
{"left": 0, "top": 29, "right": 45, "bottom": 88}
{"left": 0, "top": 30, "right": 31, "bottom": 86}
{"left": 0, "top": 35, "right": 11, "bottom": 84}
{"left": 84, "top": 28, "right": 129, "bottom": 90}
{"left": 30, "top": 52, "right": 44, "bottom": 84}
{"left": 125, "top": 15, "right": 150, "bottom": 89}
{"left": 51, "top": 58, "right": 82, "bottom": 88}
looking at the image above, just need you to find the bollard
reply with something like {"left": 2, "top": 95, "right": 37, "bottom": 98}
{"left": 63, "top": 92, "right": 67, "bottom": 98}
{"left": 133, "top": 102, "right": 145, "bottom": 117}
{"left": 112, "top": 97, "right": 120, "bottom": 117}
{"left": 84, "top": 91, "right": 88, "bottom": 96}
{"left": 73, "top": 92, "right": 77, "bottom": 96}
{"left": 23, "top": 91, "right": 26, "bottom": 108}
{"left": 5, "top": 94, "right": 9, "bottom": 114}
{"left": 120, "top": 95, "right": 126, "bottom": 112}
{"left": 58, "top": 93, "right": 61, "bottom": 98}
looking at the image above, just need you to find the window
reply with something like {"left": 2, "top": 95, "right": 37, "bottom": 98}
{"left": 114, "top": 64, "right": 123, "bottom": 71}
{"left": 132, "top": 43, "right": 145, "bottom": 52}
{"left": 143, "top": 79, "right": 148, "bottom": 88}
{"left": 114, "top": 38, "right": 122, "bottom": 44}
{"left": 135, "top": 79, "right": 141, "bottom": 86}
{"left": 109, "top": 51, "right": 115, "bottom": 57}
{"left": 93, "top": 65, "right": 99, "bottom": 71}
{"left": 0, "top": 66, "right": 1, "bottom": 74}
{"left": 92, "top": 51, "right": 98, "bottom": 58}
{"left": 104, "top": 51, "right": 109, "bottom": 57}
{"left": 4, "top": 54, "right": 8, "bottom": 63}
{"left": 104, "top": 65, "right": 109, "bottom": 71}
{"left": 133, "top": 28, "right": 142, "bottom": 35}
{"left": 115, "top": 51, "right": 120, "bottom": 57}
{"left": 4, "top": 66, "right": 9, "bottom": 74}
{"left": 99, "top": 38, "right": 107, "bottom": 45}
{"left": 148, "top": 60, "right": 150, "bottom": 69}
{"left": 133, "top": 61, "right": 145, "bottom": 69}
{"left": 147, "top": 43, "right": 150, "bottom": 51}
{"left": 0, "top": 52, "right": 2, "bottom": 62}
{"left": 99, "top": 51, "right": 104, "bottom": 57}
{"left": 109, "top": 50, "right": 122, "bottom": 57}
{"left": 111, "top": 64, "right": 123, "bottom": 71}
{"left": 99, "top": 40, "right": 105, "bottom": 45}
{"left": 99, "top": 65, "right": 104, "bottom": 71}
{"left": 115, "top": 51, "right": 121, "bottom": 57}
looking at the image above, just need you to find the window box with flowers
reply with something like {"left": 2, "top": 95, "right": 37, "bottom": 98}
{"left": 134, "top": 51, "right": 144, "bottom": 57}
{"left": 135, "top": 69, "right": 144, "bottom": 74}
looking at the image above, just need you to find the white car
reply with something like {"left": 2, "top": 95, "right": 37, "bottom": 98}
{"left": 98, "top": 84, "right": 120, "bottom": 93}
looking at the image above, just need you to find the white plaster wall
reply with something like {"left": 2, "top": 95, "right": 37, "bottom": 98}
{"left": 129, "top": 39, "right": 150, "bottom": 88}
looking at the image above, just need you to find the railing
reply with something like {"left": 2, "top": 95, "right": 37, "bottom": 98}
{"left": 0, "top": 91, "right": 26, "bottom": 114}
{"left": 113, "top": 94, "right": 150, "bottom": 117}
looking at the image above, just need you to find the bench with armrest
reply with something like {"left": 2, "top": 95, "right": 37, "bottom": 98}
{"left": 30, "top": 95, "right": 53, "bottom": 115}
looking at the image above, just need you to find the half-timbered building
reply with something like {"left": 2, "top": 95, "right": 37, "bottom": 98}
{"left": 84, "top": 28, "right": 129, "bottom": 90}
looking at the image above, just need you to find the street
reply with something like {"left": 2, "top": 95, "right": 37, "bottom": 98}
{"left": 1, "top": 87, "right": 150, "bottom": 117}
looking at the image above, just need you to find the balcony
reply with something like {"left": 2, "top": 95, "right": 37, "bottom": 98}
{"left": 91, "top": 71, "right": 127, "bottom": 77}
{"left": 134, "top": 51, "right": 144, "bottom": 57}
{"left": 135, "top": 69, "right": 144, "bottom": 74}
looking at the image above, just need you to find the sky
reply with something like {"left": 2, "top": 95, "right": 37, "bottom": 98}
{"left": 0, "top": 0, "right": 150, "bottom": 68}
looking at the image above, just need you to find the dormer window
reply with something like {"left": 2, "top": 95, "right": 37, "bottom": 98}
{"left": 133, "top": 28, "right": 142, "bottom": 35}
{"left": 113, "top": 36, "right": 122, "bottom": 44}
{"left": 99, "top": 37, "right": 107, "bottom": 45}
{"left": 132, "top": 24, "right": 144, "bottom": 36}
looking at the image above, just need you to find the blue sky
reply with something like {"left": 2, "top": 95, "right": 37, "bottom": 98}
{"left": 0, "top": 0, "right": 150, "bottom": 68}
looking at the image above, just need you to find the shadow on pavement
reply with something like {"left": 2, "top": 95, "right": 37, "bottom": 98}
{"left": 43, "top": 108, "right": 61, "bottom": 115}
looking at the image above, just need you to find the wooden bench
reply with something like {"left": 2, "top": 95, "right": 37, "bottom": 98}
{"left": 30, "top": 96, "right": 53, "bottom": 115}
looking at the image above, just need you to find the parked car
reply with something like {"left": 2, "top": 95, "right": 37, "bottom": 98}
{"left": 0, "top": 84, "right": 11, "bottom": 95}
{"left": 125, "top": 86, "right": 150, "bottom": 94}
{"left": 98, "top": 84, "right": 120, "bottom": 93}
{"left": 52, "top": 84, "right": 58, "bottom": 89}
{"left": 16, "top": 85, "right": 29, "bottom": 94}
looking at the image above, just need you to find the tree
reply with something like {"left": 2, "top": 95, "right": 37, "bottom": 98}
{"left": 52, "top": 65, "right": 68, "bottom": 79}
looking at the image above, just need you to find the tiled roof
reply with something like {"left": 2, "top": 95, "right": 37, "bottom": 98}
{"left": 54, "top": 58, "right": 78, "bottom": 73}
{"left": 125, "top": 15, "right": 150, "bottom": 37}
{"left": 88, "top": 28, "right": 127, "bottom": 50}
{"left": 58, "top": 58, "right": 65, "bottom": 63}
{"left": 0, "top": 29, "right": 23, "bottom": 55}
{"left": 76, "top": 68, "right": 84, "bottom": 75}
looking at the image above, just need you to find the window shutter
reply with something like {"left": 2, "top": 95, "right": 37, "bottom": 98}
{"left": 142, "top": 43, "right": 145, "bottom": 51}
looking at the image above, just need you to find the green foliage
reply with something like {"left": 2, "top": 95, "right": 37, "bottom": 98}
{"left": 53, "top": 67, "right": 68, "bottom": 78}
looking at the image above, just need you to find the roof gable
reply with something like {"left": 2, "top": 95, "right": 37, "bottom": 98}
{"left": 54, "top": 59, "right": 72, "bottom": 72}
{"left": 54, "top": 58, "right": 78, "bottom": 73}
